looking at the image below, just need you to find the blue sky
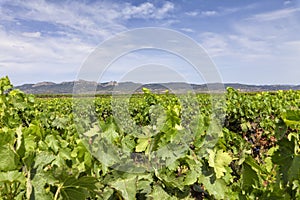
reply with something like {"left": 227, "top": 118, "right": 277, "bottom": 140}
{"left": 0, "top": 0, "right": 300, "bottom": 85}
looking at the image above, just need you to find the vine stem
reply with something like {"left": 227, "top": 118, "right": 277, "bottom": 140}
{"left": 54, "top": 185, "right": 62, "bottom": 200}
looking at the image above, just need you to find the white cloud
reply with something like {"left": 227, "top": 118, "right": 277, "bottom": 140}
{"left": 186, "top": 4, "right": 257, "bottom": 18}
{"left": 198, "top": 4, "right": 258, "bottom": 19}
{"left": 0, "top": 0, "right": 125, "bottom": 42}
{"left": 196, "top": 6, "right": 300, "bottom": 84}
{"left": 22, "top": 32, "right": 41, "bottom": 38}
{"left": 227, "top": 35, "right": 273, "bottom": 61}
{"left": 0, "top": 31, "right": 93, "bottom": 64}
{"left": 201, "top": 10, "right": 217, "bottom": 16}
{"left": 122, "top": 1, "right": 174, "bottom": 19}
{"left": 198, "top": 32, "right": 229, "bottom": 57}
{"left": 198, "top": 6, "right": 300, "bottom": 61}
{"left": 122, "top": 2, "right": 155, "bottom": 19}
{"left": 156, "top": 2, "right": 175, "bottom": 19}
{"left": 249, "top": 7, "right": 300, "bottom": 21}
{"left": 185, "top": 11, "right": 198, "bottom": 16}
{"left": 0, "top": 26, "right": 94, "bottom": 85}
{"left": 0, "top": 0, "right": 176, "bottom": 84}
{"left": 0, "top": 1, "right": 175, "bottom": 41}
{"left": 180, "top": 28, "right": 194, "bottom": 33}
{"left": 160, "top": 19, "right": 180, "bottom": 26}
{"left": 199, "top": 25, "right": 294, "bottom": 63}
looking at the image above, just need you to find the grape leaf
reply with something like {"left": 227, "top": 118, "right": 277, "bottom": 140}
{"left": 0, "top": 146, "right": 18, "bottom": 171}
{"left": 136, "top": 138, "right": 149, "bottom": 152}
{"left": 0, "top": 170, "right": 25, "bottom": 183}
{"left": 241, "top": 162, "right": 259, "bottom": 192}
{"left": 110, "top": 176, "right": 137, "bottom": 200}
{"left": 208, "top": 149, "right": 232, "bottom": 179}
{"left": 148, "top": 185, "right": 172, "bottom": 200}
{"left": 60, "top": 177, "right": 98, "bottom": 200}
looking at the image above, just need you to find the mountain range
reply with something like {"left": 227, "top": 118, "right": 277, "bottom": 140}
{"left": 15, "top": 80, "right": 300, "bottom": 94}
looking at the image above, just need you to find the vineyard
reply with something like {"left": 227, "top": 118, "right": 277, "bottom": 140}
{"left": 0, "top": 75, "right": 300, "bottom": 199}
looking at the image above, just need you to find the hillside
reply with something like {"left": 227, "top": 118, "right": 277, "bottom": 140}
{"left": 15, "top": 80, "right": 300, "bottom": 94}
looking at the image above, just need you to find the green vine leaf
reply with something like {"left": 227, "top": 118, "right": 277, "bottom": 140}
{"left": 208, "top": 149, "right": 232, "bottom": 179}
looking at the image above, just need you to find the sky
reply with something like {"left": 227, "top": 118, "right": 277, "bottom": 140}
{"left": 0, "top": 0, "right": 300, "bottom": 85}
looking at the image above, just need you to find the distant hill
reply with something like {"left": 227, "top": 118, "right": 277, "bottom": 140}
{"left": 15, "top": 80, "right": 300, "bottom": 94}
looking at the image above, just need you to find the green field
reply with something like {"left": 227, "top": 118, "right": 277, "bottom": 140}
{"left": 0, "top": 76, "right": 300, "bottom": 199}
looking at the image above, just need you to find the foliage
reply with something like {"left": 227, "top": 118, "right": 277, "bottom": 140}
{"left": 0, "top": 76, "right": 299, "bottom": 199}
